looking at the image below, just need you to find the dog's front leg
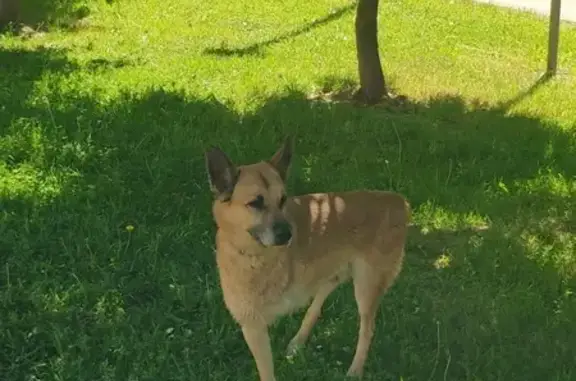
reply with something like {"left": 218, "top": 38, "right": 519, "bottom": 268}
{"left": 241, "top": 323, "right": 277, "bottom": 381}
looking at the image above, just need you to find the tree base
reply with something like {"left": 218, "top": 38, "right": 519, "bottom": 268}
{"left": 308, "top": 85, "right": 410, "bottom": 111}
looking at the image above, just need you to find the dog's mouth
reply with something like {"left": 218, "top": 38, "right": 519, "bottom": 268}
{"left": 262, "top": 232, "right": 293, "bottom": 248}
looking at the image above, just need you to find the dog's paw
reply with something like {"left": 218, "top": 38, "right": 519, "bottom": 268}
{"left": 345, "top": 367, "right": 364, "bottom": 379}
{"left": 285, "top": 339, "right": 304, "bottom": 362}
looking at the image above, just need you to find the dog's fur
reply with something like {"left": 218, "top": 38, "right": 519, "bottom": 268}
{"left": 205, "top": 138, "right": 410, "bottom": 381}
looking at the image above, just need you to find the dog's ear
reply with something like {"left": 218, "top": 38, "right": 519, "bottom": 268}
{"left": 269, "top": 136, "right": 293, "bottom": 181}
{"left": 205, "top": 147, "right": 238, "bottom": 200}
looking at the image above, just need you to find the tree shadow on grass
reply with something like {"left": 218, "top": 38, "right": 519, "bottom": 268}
{"left": 0, "top": 60, "right": 575, "bottom": 380}
{"left": 0, "top": 46, "right": 135, "bottom": 124}
{"left": 0, "top": 88, "right": 244, "bottom": 380}
{"left": 0, "top": 46, "right": 78, "bottom": 118}
{"left": 202, "top": 3, "right": 355, "bottom": 58}
{"left": 0, "top": 0, "right": 93, "bottom": 31}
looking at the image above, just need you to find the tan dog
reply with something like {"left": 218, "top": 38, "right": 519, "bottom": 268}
{"left": 205, "top": 137, "right": 410, "bottom": 380}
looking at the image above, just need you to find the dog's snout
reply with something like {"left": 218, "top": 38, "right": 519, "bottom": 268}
{"left": 273, "top": 220, "right": 292, "bottom": 246}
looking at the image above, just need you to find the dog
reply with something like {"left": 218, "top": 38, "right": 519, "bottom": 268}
{"left": 205, "top": 137, "right": 410, "bottom": 380}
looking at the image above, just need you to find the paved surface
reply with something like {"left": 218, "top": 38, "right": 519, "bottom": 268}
{"left": 475, "top": 0, "right": 576, "bottom": 22}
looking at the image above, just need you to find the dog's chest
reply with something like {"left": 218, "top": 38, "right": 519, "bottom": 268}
{"left": 264, "top": 284, "right": 314, "bottom": 320}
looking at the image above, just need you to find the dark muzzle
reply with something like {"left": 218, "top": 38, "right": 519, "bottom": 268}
{"left": 272, "top": 220, "right": 292, "bottom": 246}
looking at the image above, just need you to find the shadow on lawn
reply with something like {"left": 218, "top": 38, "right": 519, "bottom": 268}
{"left": 0, "top": 0, "right": 94, "bottom": 31}
{"left": 1, "top": 47, "right": 575, "bottom": 381}
{"left": 202, "top": 3, "right": 355, "bottom": 57}
{"left": 0, "top": 46, "right": 78, "bottom": 117}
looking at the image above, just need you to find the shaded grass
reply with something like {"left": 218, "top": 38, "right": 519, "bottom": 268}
{"left": 1, "top": 0, "right": 575, "bottom": 380}
{"left": 0, "top": 1, "right": 91, "bottom": 31}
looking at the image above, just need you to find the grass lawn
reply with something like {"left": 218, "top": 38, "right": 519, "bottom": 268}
{"left": 1, "top": 0, "right": 575, "bottom": 380}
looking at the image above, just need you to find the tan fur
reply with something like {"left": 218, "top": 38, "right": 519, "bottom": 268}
{"left": 205, "top": 138, "right": 410, "bottom": 381}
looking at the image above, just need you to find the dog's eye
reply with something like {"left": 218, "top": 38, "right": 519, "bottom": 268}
{"left": 279, "top": 194, "right": 287, "bottom": 208}
{"left": 247, "top": 195, "right": 265, "bottom": 210}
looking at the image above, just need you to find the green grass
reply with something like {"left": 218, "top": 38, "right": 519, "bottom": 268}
{"left": 1, "top": 0, "right": 575, "bottom": 380}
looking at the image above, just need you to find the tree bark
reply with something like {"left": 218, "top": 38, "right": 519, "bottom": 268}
{"left": 0, "top": 0, "right": 21, "bottom": 28}
{"left": 355, "top": 0, "right": 386, "bottom": 104}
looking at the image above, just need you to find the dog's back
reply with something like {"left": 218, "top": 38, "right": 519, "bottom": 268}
{"left": 284, "top": 190, "right": 409, "bottom": 301}
{"left": 288, "top": 190, "right": 409, "bottom": 257}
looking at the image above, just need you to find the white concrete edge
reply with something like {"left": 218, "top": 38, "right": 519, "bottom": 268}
{"left": 473, "top": 0, "right": 576, "bottom": 23}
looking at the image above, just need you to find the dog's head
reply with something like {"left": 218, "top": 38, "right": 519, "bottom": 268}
{"left": 205, "top": 137, "right": 294, "bottom": 248}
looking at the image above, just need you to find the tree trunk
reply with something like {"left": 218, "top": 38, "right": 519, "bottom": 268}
{"left": 355, "top": 0, "right": 386, "bottom": 104}
{"left": 0, "top": 0, "right": 21, "bottom": 28}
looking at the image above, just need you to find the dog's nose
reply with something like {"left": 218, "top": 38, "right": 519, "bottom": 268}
{"left": 272, "top": 220, "right": 292, "bottom": 246}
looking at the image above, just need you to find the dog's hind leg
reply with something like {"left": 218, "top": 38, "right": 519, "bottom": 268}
{"left": 346, "top": 257, "right": 398, "bottom": 378}
{"left": 286, "top": 278, "right": 341, "bottom": 357}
